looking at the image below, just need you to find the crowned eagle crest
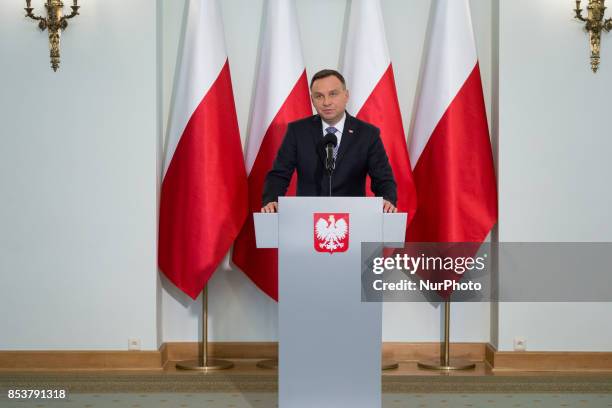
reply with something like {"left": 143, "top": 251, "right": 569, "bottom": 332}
{"left": 315, "top": 214, "right": 348, "bottom": 252}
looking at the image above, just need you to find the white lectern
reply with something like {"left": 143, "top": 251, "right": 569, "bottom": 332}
{"left": 254, "top": 197, "right": 407, "bottom": 408}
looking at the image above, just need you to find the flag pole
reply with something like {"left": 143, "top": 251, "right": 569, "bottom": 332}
{"left": 176, "top": 285, "right": 234, "bottom": 371}
{"left": 417, "top": 301, "right": 475, "bottom": 371}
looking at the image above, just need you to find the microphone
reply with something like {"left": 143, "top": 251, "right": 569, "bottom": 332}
{"left": 322, "top": 133, "right": 338, "bottom": 173}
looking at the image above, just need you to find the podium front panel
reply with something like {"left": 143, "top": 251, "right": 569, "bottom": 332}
{"left": 278, "top": 197, "right": 383, "bottom": 408}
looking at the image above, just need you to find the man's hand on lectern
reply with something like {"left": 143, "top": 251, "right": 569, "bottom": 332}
{"left": 261, "top": 200, "right": 395, "bottom": 213}
{"left": 261, "top": 202, "right": 278, "bottom": 213}
{"left": 383, "top": 200, "right": 398, "bottom": 213}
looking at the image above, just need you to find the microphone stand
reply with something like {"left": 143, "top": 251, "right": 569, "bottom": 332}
{"left": 325, "top": 142, "right": 335, "bottom": 196}
{"left": 328, "top": 162, "right": 334, "bottom": 197}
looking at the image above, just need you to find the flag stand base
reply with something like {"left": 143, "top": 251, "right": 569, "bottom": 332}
{"left": 382, "top": 360, "right": 399, "bottom": 370}
{"left": 174, "top": 285, "right": 234, "bottom": 372}
{"left": 417, "top": 301, "right": 475, "bottom": 372}
{"left": 417, "top": 359, "right": 475, "bottom": 371}
{"left": 176, "top": 358, "right": 234, "bottom": 371}
{"left": 256, "top": 359, "right": 277, "bottom": 369}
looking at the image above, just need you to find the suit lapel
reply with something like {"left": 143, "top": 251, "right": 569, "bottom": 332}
{"left": 310, "top": 115, "right": 326, "bottom": 166}
{"left": 334, "top": 113, "right": 357, "bottom": 168}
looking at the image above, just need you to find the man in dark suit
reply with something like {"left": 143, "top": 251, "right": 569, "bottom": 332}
{"left": 261, "top": 69, "right": 397, "bottom": 213}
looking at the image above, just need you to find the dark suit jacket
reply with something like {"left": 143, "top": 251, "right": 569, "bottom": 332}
{"left": 262, "top": 113, "right": 397, "bottom": 206}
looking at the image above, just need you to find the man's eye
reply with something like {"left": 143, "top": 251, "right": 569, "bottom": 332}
{"left": 330, "top": 92, "right": 338, "bottom": 97}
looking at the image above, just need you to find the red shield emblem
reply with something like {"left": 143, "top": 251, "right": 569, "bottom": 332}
{"left": 314, "top": 213, "right": 350, "bottom": 254}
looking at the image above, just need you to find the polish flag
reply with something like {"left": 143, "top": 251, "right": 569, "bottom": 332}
{"left": 408, "top": 0, "right": 497, "bottom": 298}
{"left": 231, "top": 0, "right": 311, "bottom": 301}
{"left": 408, "top": 0, "right": 497, "bottom": 244}
{"left": 158, "top": 0, "right": 248, "bottom": 300}
{"left": 341, "top": 0, "right": 417, "bottom": 228}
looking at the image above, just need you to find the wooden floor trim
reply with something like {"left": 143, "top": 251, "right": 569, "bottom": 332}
{"left": 0, "top": 351, "right": 162, "bottom": 370}
{"left": 486, "top": 343, "right": 612, "bottom": 371}
{"left": 2, "top": 343, "right": 611, "bottom": 371}
{"left": 161, "top": 342, "right": 486, "bottom": 366}
{"left": 1, "top": 342, "right": 483, "bottom": 370}
{"left": 161, "top": 342, "right": 278, "bottom": 366}
{"left": 382, "top": 342, "right": 485, "bottom": 362}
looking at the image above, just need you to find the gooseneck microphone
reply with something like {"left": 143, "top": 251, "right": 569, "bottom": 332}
{"left": 322, "top": 133, "right": 338, "bottom": 173}
{"left": 321, "top": 133, "right": 338, "bottom": 197}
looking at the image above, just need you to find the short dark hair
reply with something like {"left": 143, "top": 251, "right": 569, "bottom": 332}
{"left": 310, "top": 69, "right": 346, "bottom": 89}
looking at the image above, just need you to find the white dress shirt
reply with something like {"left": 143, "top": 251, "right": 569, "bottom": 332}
{"left": 321, "top": 113, "right": 346, "bottom": 149}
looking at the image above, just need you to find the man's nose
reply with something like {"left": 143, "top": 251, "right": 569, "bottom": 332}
{"left": 323, "top": 96, "right": 332, "bottom": 105}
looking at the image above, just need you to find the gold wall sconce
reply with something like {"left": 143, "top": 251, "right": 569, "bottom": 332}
{"left": 25, "top": 0, "right": 80, "bottom": 72}
{"left": 574, "top": 0, "right": 612, "bottom": 72}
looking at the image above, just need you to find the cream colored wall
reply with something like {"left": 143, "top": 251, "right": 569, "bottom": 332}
{"left": 495, "top": 0, "right": 612, "bottom": 351}
{"left": 0, "top": 0, "right": 159, "bottom": 350}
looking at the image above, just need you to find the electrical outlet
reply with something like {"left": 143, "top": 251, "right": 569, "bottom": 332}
{"left": 128, "top": 338, "right": 141, "bottom": 351}
{"left": 513, "top": 337, "right": 527, "bottom": 351}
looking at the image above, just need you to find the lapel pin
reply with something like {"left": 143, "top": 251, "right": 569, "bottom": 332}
{"left": 348, "top": 129, "right": 354, "bottom": 133}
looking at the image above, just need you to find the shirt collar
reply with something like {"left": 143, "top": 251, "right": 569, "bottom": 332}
{"left": 322, "top": 112, "right": 346, "bottom": 136}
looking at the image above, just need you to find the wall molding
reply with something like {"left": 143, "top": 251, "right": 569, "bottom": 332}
{"left": 485, "top": 343, "right": 612, "bottom": 371}
{"left": 160, "top": 341, "right": 278, "bottom": 366}
{"left": 1, "top": 343, "right": 611, "bottom": 371}
{"left": 0, "top": 351, "right": 162, "bottom": 370}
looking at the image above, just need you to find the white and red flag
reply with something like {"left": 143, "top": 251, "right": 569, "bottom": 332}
{"left": 408, "top": 0, "right": 497, "bottom": 245}
{"left": 407, "top": 0, "right": 497, "bottom": 298}
{"left": 341, "top": 0, "right": 417, "bottom": 229}
{"left": 158, "top": 0, "right": 248, "bottom": 300}
{"left": 231, "top": 0, "right": 311, "bottom": 301}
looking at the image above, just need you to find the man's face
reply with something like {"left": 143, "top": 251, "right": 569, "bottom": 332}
{"left": 310, "top": 75, "right": 349, "bottom": 125}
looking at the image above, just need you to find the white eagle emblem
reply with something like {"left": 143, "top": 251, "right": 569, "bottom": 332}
{"left": 314, "top": 213, "right": 349, "bottom": 253}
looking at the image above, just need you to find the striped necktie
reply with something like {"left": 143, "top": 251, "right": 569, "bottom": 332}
{"left": 325, "top": 126, "right": 339, "bottom": 159}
